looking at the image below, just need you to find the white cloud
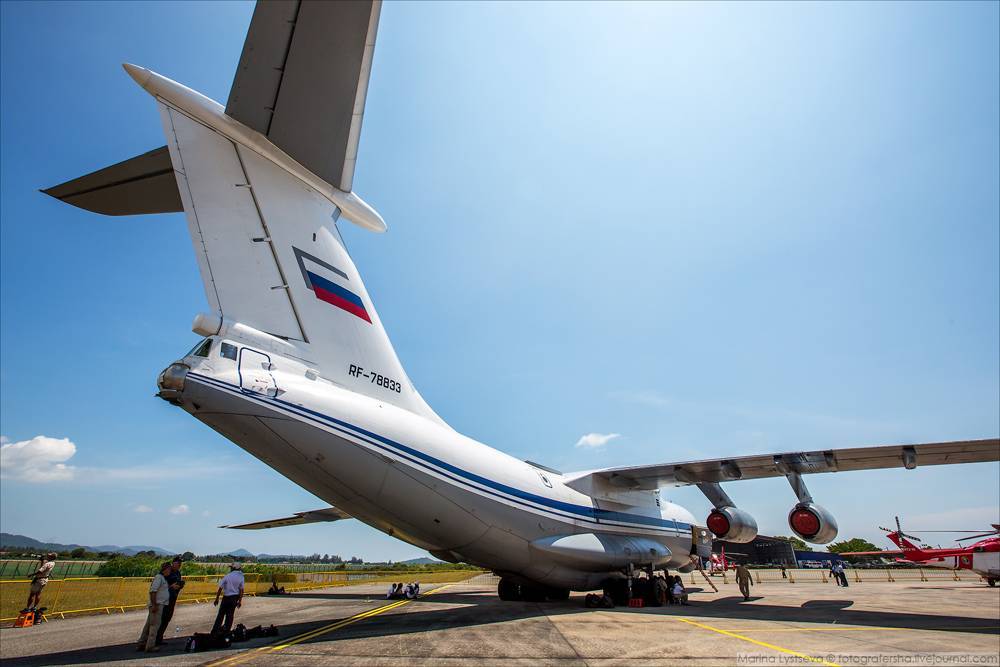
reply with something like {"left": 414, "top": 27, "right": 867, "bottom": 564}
{"left": 575, "top": 432, "right": 621, "bottom": 449}
{"left": 0, "top": 435, "right": 77, "bottom": 482}
{"left": 169, "top": 504, "right": 190, "bottom": 515}
{"left": 133, "top": 505, "right": 154, "bottom": 513}
{"left": 201, "top": 510, "right": 211, "bottom": 517}
{"left": 0, "top": 434, "right": 232, "bottom": 485}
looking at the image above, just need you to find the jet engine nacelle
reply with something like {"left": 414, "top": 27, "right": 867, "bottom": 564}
{"left": 788, "top": 502, "right": 838, "bottom": 544}
{"left": 705, "top": 506, "right": 758, "bottom": 543}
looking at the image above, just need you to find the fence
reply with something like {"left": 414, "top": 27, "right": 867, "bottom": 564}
{"left": 0, "top": 560, "right": 105, "bottom": 579}
{"left": 699, "top": 567, "right": 986, "bottom": 586}
{"left": 0, "top": 569, "right": 484, "bottom": 622}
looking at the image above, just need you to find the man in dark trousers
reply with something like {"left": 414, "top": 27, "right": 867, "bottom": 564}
{"left": 211, "top": 562, "right": 244, "bottom": 636}
{"left": 734, "top": 563, "right": 754, "bottom": 601}
{"left": 156, "top": 556, "right": 185, "bottom": 645}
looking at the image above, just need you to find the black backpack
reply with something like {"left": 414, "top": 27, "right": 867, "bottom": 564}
{"left": 185, "top": 632, "right": 232, "bottom": 652}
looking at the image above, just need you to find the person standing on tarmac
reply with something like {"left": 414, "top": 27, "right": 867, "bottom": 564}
{"left": 832, "top": 561, "right": 849, "bottom": 587}
{"left": 212, "top": 563, "right": 245, "bottom": 636}
{"left": 23, "top": 552, "right": 57, "bottom": 613}
{"left": 156, "top": 556, "right": 186, "bottom": 645}
{"left": 734, "top": 563, "right": 754, "bottom": 601}
{"left": 137, "top": 562, "right": 172, "bottom": 653}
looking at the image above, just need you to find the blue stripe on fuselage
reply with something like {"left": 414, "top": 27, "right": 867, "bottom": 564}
{"left": 187, "top": 372, "right": 690, "bottom": 534}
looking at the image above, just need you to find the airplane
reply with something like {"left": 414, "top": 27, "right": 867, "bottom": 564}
{"left": 41, "top": 1, "right": 1000, "bottom": 603}
{"left": 841, "top": 517, "right": 1000, "bottom": 587}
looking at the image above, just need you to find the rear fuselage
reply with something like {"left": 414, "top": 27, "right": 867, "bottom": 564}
{"left": 169, "top": 336, "right": 700, "bottom": 590}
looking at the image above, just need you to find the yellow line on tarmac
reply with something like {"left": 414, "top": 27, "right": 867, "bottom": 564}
{"left": 674, "top": 617, "right": 842, "bottom": 667}
{"left": 204, "top": 584, "right": 454, "bottom": 667}
{"left": 719, "top": 625, "right": 999, "bottom": 633}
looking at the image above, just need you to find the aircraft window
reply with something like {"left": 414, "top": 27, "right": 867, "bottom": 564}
{"left": 191, "top": 339, "right": 212, "bottom": 358}
{"left": 220, "top": 342, "right": 238, "bottom": 360}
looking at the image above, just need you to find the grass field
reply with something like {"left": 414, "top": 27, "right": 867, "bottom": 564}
{"left": 0, "top": 569, "right": 484, "bottom": 621}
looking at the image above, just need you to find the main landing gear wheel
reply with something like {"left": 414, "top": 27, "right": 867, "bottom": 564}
{"left": 546, "top": 587, "right": 570, "bottom": 601}
{"left": 603, "top": 579, "right": 630, "bottom": 606}
{"left": 498, "top": 578, "right": 522, "bottom": 601}
{"left": 988, "top": 578, "right": 997, "bottom": 588}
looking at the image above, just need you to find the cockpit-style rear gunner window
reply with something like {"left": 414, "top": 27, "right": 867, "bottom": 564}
{"left": 188, "top": 339, "right": 212, "bottom": 358}
{"left": 220, "top": 342, "right": 238, "bottom": 360}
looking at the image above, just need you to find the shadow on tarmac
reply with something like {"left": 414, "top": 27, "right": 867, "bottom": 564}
{"left": 5, "top": 587, "right": 998, "bottom": 666}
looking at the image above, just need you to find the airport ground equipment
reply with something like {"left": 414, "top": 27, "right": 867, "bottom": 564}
{"left": 42, "top": 0, "right": 1000, "bottom": 598}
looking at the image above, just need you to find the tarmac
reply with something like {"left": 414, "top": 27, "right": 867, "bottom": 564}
{"left": 1, "top": 575, "right": 997, "bottom": 666}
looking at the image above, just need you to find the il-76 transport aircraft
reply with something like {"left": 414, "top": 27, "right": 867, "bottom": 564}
{"left": 44, "top": 1, "right": 999, "bottom": 602}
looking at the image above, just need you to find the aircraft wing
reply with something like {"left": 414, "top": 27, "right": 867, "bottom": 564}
{"left": 226, "top": 0, "right": 381, "bottom": 192}
{"left": 564, "top": 438, "right": 999, "bottom": 492}
{"left": 220, "top": 506, "right": 352, "bottom": 530}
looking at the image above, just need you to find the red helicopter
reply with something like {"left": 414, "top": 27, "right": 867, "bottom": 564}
{"left": 842, "top": 516, "right": 999, "bottom": 586}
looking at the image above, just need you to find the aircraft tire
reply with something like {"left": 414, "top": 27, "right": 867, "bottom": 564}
{"left": 603, "top": 579, "right": 630, "bottom": 606}
{"left": 546, "top": 587, "right": 570, "bottom": 601}
{"left": 498, "top": 578, "right": 522, "bottom": 601}
{"left": 521, "top": 584, "right": 547, "bottom": 602}
{"left": 988, "top": 578, "right": 997, "bottom": 588}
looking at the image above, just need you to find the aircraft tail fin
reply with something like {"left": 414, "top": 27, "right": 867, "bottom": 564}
{"left": 887, "top": 531, "right": 923, "bottom": 553}
{"left": 156, "top": 100, "right": 443, "bottom": 423}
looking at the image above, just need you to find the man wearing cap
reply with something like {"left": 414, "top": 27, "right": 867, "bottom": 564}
{"left": 211, "top": 562, "right": 244, "bottom": 636}
{"left": 137, "top": 562, "right": 172, "bottom": 652}
{"left": 156, "top": 556, "right": 186, "bottom": 645}
{"left": 23, "top": 553, "right": 57, "bottom": 613}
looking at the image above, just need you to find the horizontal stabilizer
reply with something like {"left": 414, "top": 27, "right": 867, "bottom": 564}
{"left": 41, "top": 146, "right": 182, "bottom": 216}
{"left": 226, "top": 0, "right": 381, "bottom": 191}
{"left": 220, "top": 506, "right": 351, "bottom": 530}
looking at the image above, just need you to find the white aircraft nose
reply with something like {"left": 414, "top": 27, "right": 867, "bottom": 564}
{"left": 122, "top": 63, "right": 152, "bottom": 89}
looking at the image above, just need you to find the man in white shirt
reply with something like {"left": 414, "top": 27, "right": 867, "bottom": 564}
{"left": 211, "top": 563, "right": 245, "bottom": 635}
{"left": 23, "top": 553, "right": 57, "bottom": 613}
{"left": 137, "top": 562, "right": 172, "bottom": 652}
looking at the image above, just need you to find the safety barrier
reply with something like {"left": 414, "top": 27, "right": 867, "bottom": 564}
{"left": 0, "top": 560, "right": 105, "bottom": 579}
{"left": 0, "top": 569, "right": 483, "bottom": 622}
{"left": 699, "top": 567, "right": 986, "bottom": 586}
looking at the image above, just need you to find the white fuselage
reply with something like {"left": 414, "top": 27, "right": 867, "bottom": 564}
{"left": 173, "top": 335, "right": 699, "bottom": 591}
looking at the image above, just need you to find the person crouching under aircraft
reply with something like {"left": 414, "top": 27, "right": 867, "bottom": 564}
{"left": 212, "top": 563, "right": 244, "bottom": 636}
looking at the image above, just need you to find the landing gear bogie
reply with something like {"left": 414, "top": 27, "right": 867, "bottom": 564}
{"left": 497, "top": 578, "right": 571, "bottom": 602}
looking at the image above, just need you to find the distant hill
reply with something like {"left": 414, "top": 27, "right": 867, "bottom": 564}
{"left": 398, "top": 557, "right": 441, "bottom": 565}
{"left": 224, "top": 549, "right": 255, "bottom": 557}
{"left": 0, "top": 533, "right": 173, "bottom": 556}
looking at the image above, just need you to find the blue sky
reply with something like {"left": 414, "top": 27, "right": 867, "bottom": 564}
{"left": 1, "top": 1, "right": 997, "bottom": 560}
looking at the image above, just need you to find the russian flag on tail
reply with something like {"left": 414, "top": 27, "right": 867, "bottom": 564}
{"left": 307, "top": 270, "right": 371, "bottom": 323}
{"left": 293, "top": 246, "right": 372, "bottom": 324}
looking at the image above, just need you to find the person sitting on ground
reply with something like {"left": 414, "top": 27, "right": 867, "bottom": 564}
{"left": 671, "top": 576, "right": 689, "bottom": 605}
{"left": 137, "top": 562, "right": 172, "bottom": 653}
{"left": 404, "top": 583, "right": 417, "bottom": 599}
{"left": 23, "top": 552, "right": 56, "bottom": 614}
{"left": 386, "top": 582, "right": 397, "bottom": 599}
{"left": 268, "top": 576, "right": 286, "bottom": 595}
